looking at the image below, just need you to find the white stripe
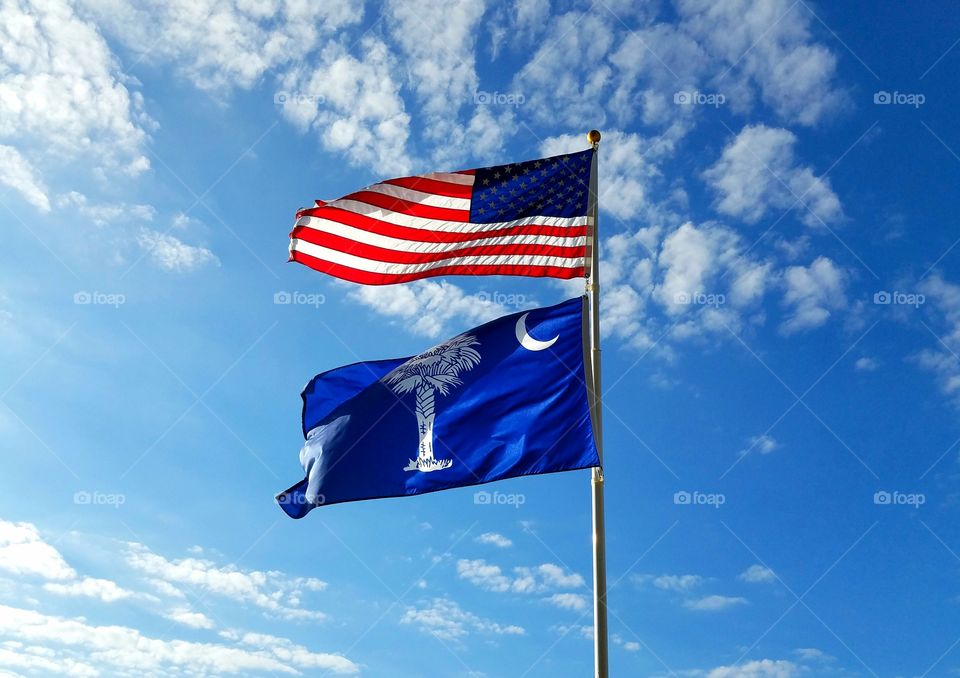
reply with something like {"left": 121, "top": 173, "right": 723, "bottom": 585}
{"left": 419, "top": 172, "right": 475, "bottom": 186}
{"left": 296, "top": 218, "right": 587, "bottom": 252}
{"left": 290, "top": 239, "right": 584, "bottom": 274}
{"left": 309, "top": 203, "right": 591, "bottom": 234}
{"left": 356, "top": 182, "right": 471, "bottom": 210}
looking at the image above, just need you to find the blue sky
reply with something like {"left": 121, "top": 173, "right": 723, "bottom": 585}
{"left": 1, "top": 0, "right": 959, "bottom": 676}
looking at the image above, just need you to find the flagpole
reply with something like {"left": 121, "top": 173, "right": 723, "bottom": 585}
{"left": 585, "top": 129, "right": 608, "bottom": 678}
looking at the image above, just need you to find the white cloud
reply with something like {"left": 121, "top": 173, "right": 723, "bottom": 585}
{"left": 854, "top": 356, "right": 878, "bottom": 371}
{"left": 793, "top": 647, "right": 833, "bottom": 662}
{"left": 914, "top": 275, "right": 960, "bottom": 402}
{"left": 704, "top": 658, "right": 800, "bottom": 678}
{"left": 545, "top": 592, "right": 588, "bottom": 611}
{"left": 456, "top": 559, "right": 584, "bottom": 594}
{"left": 165, "top": 607, "right": 216, "bottom": 630}
{"left": 79, "top": 0, "right": 361, "bottom": 92}
{"left": 385, "top": 0, "right": 498, "bottom": 166}
{"left": 0, "top": 644, "right": 97, "bottom": 677}
{"left": 703, "top": 125, "right": 842, "bottom": 228}
{"left": 647, "top": 574, "right": 704, "bottom": 591}
{"left": 456, "top": 558, "right": 513, "bottom": 592}
{"left": 125, "top": 543, "right": 327, "bottom": 621}
{"left": 739, "top": 564, "right": 776, "bottom": 583}
{"left": 43, "top": 577, "right": 134, "bottom": 603}
{"left": 0, "top": 145, "right": 49, "bottom": 212}
{"left": 0, "top": 520, "right": 75, "bottom": 581}
{"left": 678, "top": 0, "right": 845, "bottom": 126}
{"left": 401, "top": 597, "right": 524, "bottom": 641}
{"left": 739, "top": 434, "right": 778, "bottom": 457}
{"left": 780, "top": 256, "right": 847, "bottom": 334}
{"left": 534, "top": 563, "right": 585, "bottom": 589}
{"left": 280, "top": 36, "right": 412, "bottom": 176}
{"left": 0, "top": 0, "right": 152, "bottom": 174}
{"left": 0, "top": 603, "right": 358, "bottom": 675}
{"left": 350, "top": 280, "right": 512, "bottom": 338}
{"left": 684, "top": 594, "right": 748, "bottom": 611}
{"left": 475, "top": 532, "right": 512, "bottom": 548}
{"left": 56, "top": 191, "right": 155, "bottom": 226}
{"left": 515, "top": 12, "right": 615, "bottom": 128}
{"left": 623, "top": 640, "right": 641, "bottom": 652}
{"left": 137, "top": 228, "right": 219, "bottom": 273}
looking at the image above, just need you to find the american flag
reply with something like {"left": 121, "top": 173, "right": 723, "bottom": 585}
{"left": 289, "top": 149, "right": 594, "bottom": 285}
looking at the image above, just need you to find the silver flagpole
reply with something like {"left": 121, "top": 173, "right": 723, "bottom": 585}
{"left": 585, "top": 129, "right": 608, "bottom": 678}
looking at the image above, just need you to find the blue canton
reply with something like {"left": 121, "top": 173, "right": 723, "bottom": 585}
{"left": 469, "top": 149, "right": 593, "bottom": 223}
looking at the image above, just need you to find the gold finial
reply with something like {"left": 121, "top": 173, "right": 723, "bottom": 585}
{"left": 587, "top": 129, "right": 601, "bottom": 147}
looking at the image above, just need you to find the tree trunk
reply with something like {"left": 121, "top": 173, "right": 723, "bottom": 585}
{"left": 415, "top": 384, "right": 436, "bottom": 462}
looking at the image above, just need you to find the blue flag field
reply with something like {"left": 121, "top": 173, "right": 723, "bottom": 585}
{"left": 277, "top": 297, "right": 600, "bottom": 517}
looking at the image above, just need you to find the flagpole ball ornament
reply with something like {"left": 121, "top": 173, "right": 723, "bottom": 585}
{"left": 587, "top": 129, "right": 601, "bottom": 145}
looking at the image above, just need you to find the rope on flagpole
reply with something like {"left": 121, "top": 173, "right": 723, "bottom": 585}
{"left": 586, "top": 129, "right": 608, "bottom": 678}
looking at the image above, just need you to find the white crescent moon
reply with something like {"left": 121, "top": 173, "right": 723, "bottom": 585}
{"left": 515, "top": 313, "right": 559, "bottom": 351}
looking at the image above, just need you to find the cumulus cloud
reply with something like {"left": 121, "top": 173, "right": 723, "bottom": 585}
{"left": 738, "top": 564, "right": 776, "bottom": 583}
{"left": 456, "top": 558, "right": 584, "bottom": 594}
{"left": 515, "top": 12, "right": 614, "bottom": 128}
{"left": 137, "top": 228, "right": 219, "bottom": 272}
{"left": 165, "top": 607, "right": 216, "bottom": 630}
{"left": 704, "top": 658, "right": 800, "bottom": 678}
{"left": 43, "top": 577, "right": 134, "bottom": 603}
{"left": 637, "top": 573, "right": 705, "bottom": 591}
{"left": 0, "top": 603, "right": 358, "bottom": 675}
{"left": 79, "top": 0, "right": 361, "bottom": 91}
{"left": 401, "top": 597, "right": 524, "bottom": 641}
{"left": 854, "top": 356, "right": 878, "bottom": 371}
{"left": 704, "top": 125, "right": 843, "bottom": 228}
{"left": 545, "top": 592, "right": 588, "bottom": 611}
{"left": 0, "top": 520, "right": 75, "bottom": 581}
{"left": 125, "top": 543, "right": 327, "bottom": 621}
{"left": 385, "top": 0, "right": 502, "bottom": 166}
{"left": 0, "top": 145, "right": 49, "bottom": 212}
{"left": 349, "top": 280, "right": 514, "bottom": 338}
{"left": 0, "top": 0, "right": 152, "bottom": 174}
{"left": 678, "top": 0, "right": 846, "bottom": 126}
{"left": 914, "top": 275, "right": 960, "bottom": 403}
{"left": 475, "top": 532, "right": 512, "bottom": 548}
{"left": 280, "top": 36, "right": 412, "bottom": 176}
{"left": 684, "top": 594, "right": 748, "bottom": 611}
{"left": 56, "top": 192, "right": 155, "bottom": 226}
{"left": 780, "top": 256, "right": 847, "bottom": 334}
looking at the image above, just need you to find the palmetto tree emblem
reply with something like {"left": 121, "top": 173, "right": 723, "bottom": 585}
{"left": 384, "top": 334, "right": 481, "bottom": 472}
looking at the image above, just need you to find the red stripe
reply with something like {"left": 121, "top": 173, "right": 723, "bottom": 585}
{"left": 296, "top": 206, "right": 587, "bottom": 243}
{"left": 335, "top": 190, "right": 470, "bottom": 221}
{"left": 457, "top": 169, "right": 475, "bottom": 176}
{"left": 291, "top": 229, "right": 584, "bottom": 264}
{"left": 381, "top": 176, "right": 473, "bottom": 199}
{"left": 290, "top": 250, "right": 584, "bottom": 285}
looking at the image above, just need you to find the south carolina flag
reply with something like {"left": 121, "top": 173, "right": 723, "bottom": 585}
{"left": 276, "top": 297, "right": 599, "bottom": 517}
